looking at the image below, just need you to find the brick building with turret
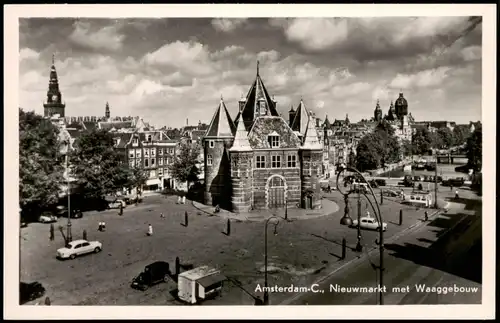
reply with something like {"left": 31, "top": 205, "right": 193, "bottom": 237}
{"left": 202, "top": 63, "right": 322, "bottom": 213}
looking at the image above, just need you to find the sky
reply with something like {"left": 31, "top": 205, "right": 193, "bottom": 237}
{"left": 18, "top": 16, "right": 483, "bottom": 128}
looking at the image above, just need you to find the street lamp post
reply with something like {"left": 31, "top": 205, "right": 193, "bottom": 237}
{"left": 336, "top": 166, "right": 385, "bottom": 305}
{"left": 355, "top": 191, "right": 363, "bottom": 252}
{"left": 264, "top": 216, "right": 280, "bottom": 305}
{"left": 60, "top": 139, "right": 72, "bottom": 243}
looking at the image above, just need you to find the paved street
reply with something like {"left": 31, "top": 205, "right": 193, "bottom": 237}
{"left": 283, "top": 189, "right": 482, "bottom": 305}
{"left": 20, "top": 190, "right": 428, "bottom": 305}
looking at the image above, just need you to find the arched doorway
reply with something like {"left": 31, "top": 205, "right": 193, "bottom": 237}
{"left": 267, "top": 175, "right": 286, "bottom": 208}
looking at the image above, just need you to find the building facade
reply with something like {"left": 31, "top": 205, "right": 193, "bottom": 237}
{"left": 203, "top": 64, "right": 323, "bottom": 213}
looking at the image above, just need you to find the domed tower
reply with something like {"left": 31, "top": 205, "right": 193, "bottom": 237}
{"left": 374, "top": 100, "right": 383, "bottom": 122}
{"left": 43, "top": 54, "right": 66, "bottom": 118}
{"left": 203, "top": 96, "right": 236, "bottom": 209}
{"left": 395, "top": 91, "right": 408, "bottom": 121}
{"left": 386, "top": 101, "right": 396, "bottom": 121}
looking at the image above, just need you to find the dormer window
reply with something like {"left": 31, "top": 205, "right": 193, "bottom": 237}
{"left": 146, "top": 134, "right": 152, "bottom": 142}
{"left": 209, "top": 140, "right": 214, "bottom": 148}
{"left": 268, "top": 131, "right": 280, "bottom": 148}
{"left": 132, "top": 137, "right": 139, "bottom": 145}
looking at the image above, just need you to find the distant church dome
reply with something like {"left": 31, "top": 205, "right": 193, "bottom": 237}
{"left": 394, "top": 92, "right": 408, "bottom": 120}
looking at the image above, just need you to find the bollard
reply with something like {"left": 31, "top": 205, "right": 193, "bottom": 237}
{"left": 380, "top": 190, "right": 384, "bottom": 205}
{"left": 341, "top": 238, "right": 347, "bottom": 260}
{"left": 119, "top": 205, "right": 123, "bottom": 216}
{"left": 83, "top": 229, "right": 87, "bottom": 241}
{"left": 44, "top": 297, "right": 51, "bottom": 306}
{"left": 49, "top": 224, "right": 55, "bottom": 241}
{"left": 226, "top": 218, "right": 231, "bottom": 236}
{"left": 184, "top": 211, "right": 188, "bottom": 227}
{"left": 399, "top": 209, "right": 403, "bottom": 226}
{"left": 175, "top": 256, "right": 180, "bottom": 276}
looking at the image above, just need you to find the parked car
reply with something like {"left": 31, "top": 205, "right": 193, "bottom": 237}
{"left": 368, "top": 180, "right": 378, "bottom": 188}
{"left": 350, "top": 216, "right": 388, "bottom": 231}
{"left": 375, "top": 179, "right": 387, "bottom": 186}
{"left": 56, "top": 239, "right": 102, "bottom": 260}
{"left": 443, "top": 178, "right": 465, "bottom": 187}
{"left": 108, "top": 200, "right": 126, "bottom": 209}
{"left": 436, "top": 176, "right": 443, "bottom": 183}
{"left": 426, "top": 164, "right": 436, "bottom": 171}
{"left": 20, "top": 281, "right": 45, "bottom": 305}
{"left": 56, "top": 206, "right": 83, "bottom": 219}
{"left": 38, "top": 212, "right": 57, "bottom": 223}
{"left": 382, "top": 189, "right": 400, "bottom": 197}
{"left": 131, "top": 261, "right": 171, "bottom": 291}
{"left": 413, "top": 175, "right": 422, "bottom": 182}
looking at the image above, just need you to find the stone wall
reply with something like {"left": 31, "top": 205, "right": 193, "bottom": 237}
{"left": 230, "top": 151, "right": 253, "bottom": 213}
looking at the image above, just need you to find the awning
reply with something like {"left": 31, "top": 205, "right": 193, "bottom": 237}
{"left": 196, "top": 273, "right": 226, "bottom": 288}
{"left": 146, "top": 179, "right": 161, "bottom": 186}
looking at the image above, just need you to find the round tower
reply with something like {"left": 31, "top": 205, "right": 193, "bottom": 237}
{"left": 374, "top": 100, "right": 383, "bottom": 122}
{"left": 395, "top": 91, "right": 408, "bottom": 120}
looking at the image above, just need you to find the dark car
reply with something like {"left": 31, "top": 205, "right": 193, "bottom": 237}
{"left": 375, "top": 179, "right": 386, "bottom": 186}
{"left": 57, "top": 207, "right": 83, "bottom": 219}
{"left": 368, "top": 180, "right": 378, "bottom": 188}
{"left": 413, "top": 176, "right": 422, "bottom": 182}
{"left": 131, "top": 261, "right": 170, "bottom": 291}
{"left": 20, "top": 282, "right": 45, "bottom": 305}
{"left": 426, "top": 164, "right": 436, "bottom": 171}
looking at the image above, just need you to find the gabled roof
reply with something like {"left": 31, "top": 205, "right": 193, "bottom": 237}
{"left": 205, "top": 98, "right": 236, "bottom": 138}
{"left": 229, "top": 114, "right": 252, "bottom": 152}
{"left": 323, "top": 115, "right": 331, "bottom": 128}
{"left": 239, "top": 63, "right": 280, "bottom": 131}
{"left": 247, "top": 116, "right": 301, "bottom": 149}
{"left": 290, "top": 99, "right": 311, "bottom": 135}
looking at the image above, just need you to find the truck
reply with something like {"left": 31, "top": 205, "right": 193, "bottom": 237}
{"left": 177, "top": 266, "right": 226, "bottom": 304}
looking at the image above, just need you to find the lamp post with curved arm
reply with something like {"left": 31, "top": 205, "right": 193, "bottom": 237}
{"left": 264, "top": 216, "right": 280, "bottom": 305}
{"left": 60, "top": 139, "right": 72, "bottom": 243}
{"left": 336, "top": 165, "right": 385, "bottom": 305}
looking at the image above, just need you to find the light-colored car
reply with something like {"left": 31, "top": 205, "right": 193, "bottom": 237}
{"left": 108, "top": 200, "right": 126, "bottom": 209}
{"left": 350, "top": 216, "right": 388, "bottom": 231}
{"left": 57, "top": 239, "right": 102, "bottom": 260}
{"left": 38, "top": 213, "right": 57, "bottom": 223}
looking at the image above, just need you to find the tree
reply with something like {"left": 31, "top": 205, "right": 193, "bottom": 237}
{"left": 127, "top": 164, "right": 149, "bottom": 195}
{"left": 452, "top": 124, "right": 471, "bottom": 147}
{"left": 169, "top": 141, "right": 201, "bottom": 188}
{"left": 19, "top": 109, "right": 64, "bottom": 217}
{"left": 401, "top": 139, "right": 413, "bottom": 158}
{"left": 374, "top": 121, "right": 400, "bottom": 165}
{"left": 412, "top": 127, "right": 432, "bottom": 155}
{"left": 466, "top": 126, "right": 482, "bottom": 172}
{"left": 437, "top": 127, "right": 454, "bottom": 149}
{"left": 355, "top": 133, "right": 381, "bottom": 172}
{"left": 71, "top": 129, "right": 130, "bottom": 199}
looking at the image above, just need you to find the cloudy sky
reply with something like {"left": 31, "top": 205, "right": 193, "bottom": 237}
{"left": 19, "top": 16, "right": 482, "bottom": 128}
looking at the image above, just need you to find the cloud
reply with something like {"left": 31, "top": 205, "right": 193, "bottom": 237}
{"left": 461, "top": 45, "right": 482, "bottom": 61}
{"left": 142, "top": 41, "right": 213, "bottom": 76}
{"left": 276, "top": 18, "right": 349, "bottom": 51}
{"left": 211, "top": 18, "right": 248, "bottom": 32}
{"left": 389, "top": 66, "right": 452, "bottom": 89}
{"left": 69, "top": 21, "right": 125, "bottom": 52}
{"left": 331, "top": 82, "right": 371, "bottom": 99}
{"left": 19, "top": 48, "right": 40, "bottom": 61}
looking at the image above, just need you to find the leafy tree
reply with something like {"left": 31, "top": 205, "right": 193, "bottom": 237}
{"left": 169, "top": 141, "right": 201, "bottom": 187}
{"left": 412, "top": 127, "right": 432, "bottom": 155}
{"left": 429, "top": 131, "right": 444, "bottom": 149}
{"left": 466, "top": 126, "right": 482, "bottom": 172}
{"left": 71, "top": 129, "right": 130, "bottom": 199}
{"left": 437, "top": 127, "right": 454, "bottom": 149}
{"left": 355, "top": 133, "right": 382, "bottom": 172}
{"left": 401, "top": 139, "right": 413, "bottom": 158}
{"left": 374, "top": 121, "right": 400, "bottom": 164}
{"left": 127, "top": 164, "right": 149, "bottom": 195}
{"left": 19, "top": 109, "right": 64, "bottom": 217}
{"left": 452, "top": 124, "right": 471, "bottom": 146}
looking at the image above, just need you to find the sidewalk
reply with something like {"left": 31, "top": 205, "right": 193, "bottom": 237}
{"left": 191, "top": 199, "right": 340, "bottom": 222}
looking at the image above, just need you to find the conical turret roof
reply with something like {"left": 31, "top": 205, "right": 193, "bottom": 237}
{"left": 301, "top": 115, "right": 322, "bottom": 150}
{"left": 291, "top": 99, "right": 311, "bottom": 135}
{"left": 229, "top": 114, "right": 252, "bottom": 152}
{"left": 205, "top": 97, "right": 236, "bottom": 138}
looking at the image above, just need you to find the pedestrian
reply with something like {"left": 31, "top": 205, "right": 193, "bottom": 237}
{"left": 455, "top": 190, "right": 459, "bottom": 200}
{"left": 214, "top": 204, "right": 220, "bottom": 213}
{"left": 327, "top": 184, "right": 331, "bottom": 193}
{"left": 83, "top": 229, "right": 87, "bottom": 240}
{"left": 450, "top": 185, "right": 453, "bottom": 192}
{"left": 98, "top": 222, "right": 102, "bottom": 231}
{"left": 424, "top": 211, "right": 428, "bottom": 221}
{"left": 147, "top": 224, "right": 153, "bottom": 236}
{"left": 160, "top": 212, "right": 165, "bottom": 218}
{"left": 182, "top": 196, "right": 186, "bottom": 204}
{"left": 177, "top": 196, "right": 181, "bottom": 204}
{"left": 49, "top": 223, "right": 55, "bottom": 241}
{"left": 102, "top": 221, "right": 106, "bottom": 231}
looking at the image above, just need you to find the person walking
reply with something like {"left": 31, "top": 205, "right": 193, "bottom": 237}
{"left": 160, "top": 212, "right": 165, "bottom": 218}
{"left": 147, "top": 224, "right": 153, "bottom": 236}
{"left": 424, "top": 211, "right": 429, "bottom": 222}
{"left": 49, "top": 223, "right": 55, "bottom": 241}
{"left": 98, "top": 222, "right": 103, "bottom": 232}
{"left": 455, "top": 189, "right": 459, "bottom": 200}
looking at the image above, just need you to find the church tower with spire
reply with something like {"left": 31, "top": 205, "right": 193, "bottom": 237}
{"left": 374, "top": 99, "right": 383, "bottom": 122}
{"left": 105, "top": 102, "right": 110, "bottom": 119}
{"left": 43, "top": 54, "right": 66, "bottom": 118}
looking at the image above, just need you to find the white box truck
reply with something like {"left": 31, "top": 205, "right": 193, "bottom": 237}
{"left": 177, "top": 266, "right": 225, "bottom": 304}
